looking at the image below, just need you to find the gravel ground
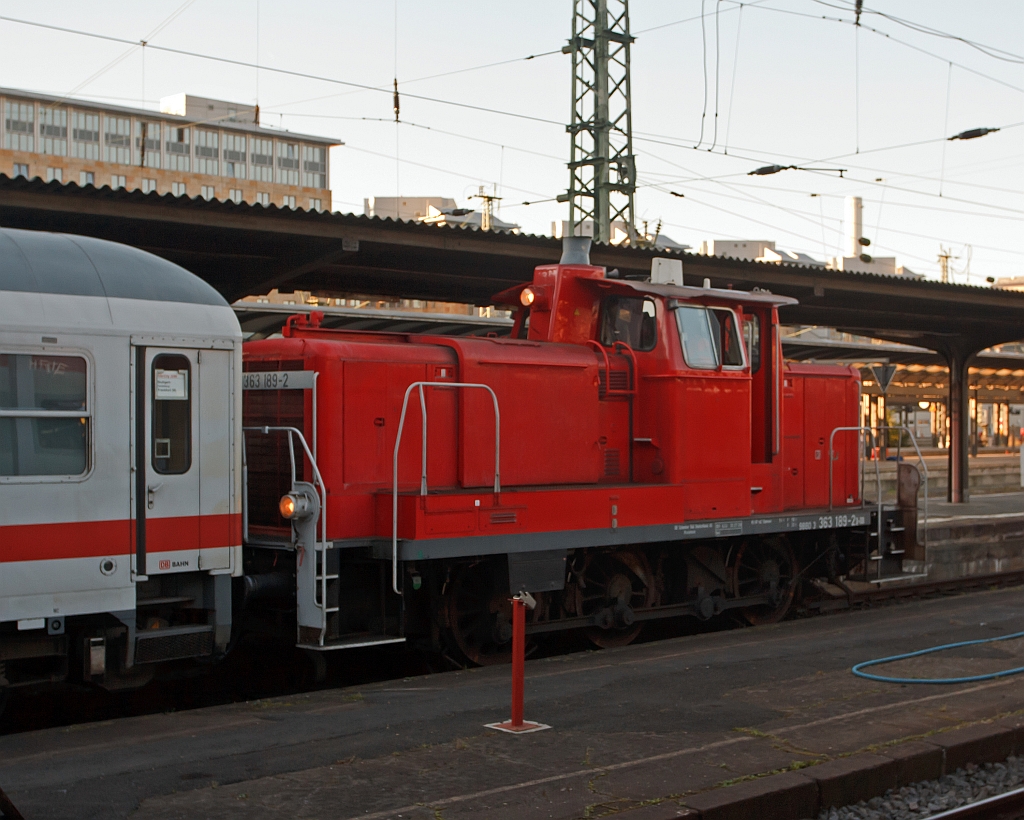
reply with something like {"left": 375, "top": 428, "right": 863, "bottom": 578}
{"left": 819, "top": 755, "right": 1024, "bottom": 820}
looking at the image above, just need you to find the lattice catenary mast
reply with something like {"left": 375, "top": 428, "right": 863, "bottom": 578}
{"left": 560, "top": 0, "right": 637, "bottom": 246}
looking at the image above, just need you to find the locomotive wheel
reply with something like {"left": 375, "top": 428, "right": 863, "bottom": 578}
{"left": 575, "top": 549, "right": 656, "bottom": 648}
{"left": 731, "top": 537, "right": 797, "bottom": 625}
{"left": 445, "top": 559, "right": 514, "bottom": 666}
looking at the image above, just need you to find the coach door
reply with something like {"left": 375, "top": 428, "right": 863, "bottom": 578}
{"left": 135, "top": 347, "right": 201, "bottom": 576}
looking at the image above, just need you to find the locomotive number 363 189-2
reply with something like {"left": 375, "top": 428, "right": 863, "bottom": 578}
{"left": 243, "top": 372, "right": 290, "bottom": 389}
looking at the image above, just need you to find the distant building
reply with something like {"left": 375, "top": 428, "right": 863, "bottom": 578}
{"left": 365, "top": 196, "right": 520, "bottom": 233}
{"left": 364, "top": 196, "right": 457, "bottom": 221}
{"left": 552, "top": 219, "right": 689, "bottom": 250}
{"left": 698, "top": 239, "right": 777, "bottom": 260}
{"left": 0, "top": 87, "right": 338, "bottom": 210}
{"left": 992, "top": 276, "right": 1024, "bottom": 291}
{"left": 826, "top": 197, "right": 920, "bottom": 278}
{"left": 422, "top": 204, "right": 520, "bottom": 233}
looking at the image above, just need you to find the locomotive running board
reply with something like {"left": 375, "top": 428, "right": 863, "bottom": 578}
{"left": 370, "top": 505, "right": 880, "bottom": 562}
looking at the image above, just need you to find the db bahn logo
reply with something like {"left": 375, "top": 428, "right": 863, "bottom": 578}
{"left": 159, "top": 560, "right": 170, "bottom": 570}
{"left": 157, "top": 559, "right": 190, "bottom": 570}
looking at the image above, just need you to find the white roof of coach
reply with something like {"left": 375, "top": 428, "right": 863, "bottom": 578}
{"left": 0, "top": 228, "right": 240, "bottom": 337}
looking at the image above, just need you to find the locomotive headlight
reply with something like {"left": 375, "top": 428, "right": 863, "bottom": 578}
{"left": 520, "top": 287, "right": 536, "bottom": 307}
{"left": 279, "top": 493, "right": 312, "bottom": 520}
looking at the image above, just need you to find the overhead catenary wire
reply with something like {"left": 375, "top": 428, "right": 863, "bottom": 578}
{"left": 723, "top": 2, "right": 745, "bottom": 154}
{"left": 0, "top": 13, "right": 567, "bottom": 128}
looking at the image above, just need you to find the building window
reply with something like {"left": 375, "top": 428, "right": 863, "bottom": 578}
{"left": 194, "top": 129, "right": 219, "bottom": 176}
{"left": 200, "top": 185, "right": 215, "bottom": 200}
{"left": 46, "top": 167, "right": 62, "bottom": 183}
{"left": 229, "top": 188, "right": 243, "bottom": 203}
{"left": 256, "top": 191, "right": 269, "bottom": 206}
{"left": 0, "top": 354, "right": 90, "bottom": 478}
{"left": 38, "top": 107, "right": 67, "bottom": 156}
{"left": 302, "top": 145, "right": 327, "bottom": 189}
{"left": 276, "top": 142, "right": 299, "bottom": 185}
{"left": 135, "top": 121, "right": 161, "bottom": 169}
{"left": 308, "top": 198, "right": 322, "bottom": 211}
{"left": 223, "top": 133, "right": 246, "bottom": 178}
{"left": 71, "top": 112, "right": 100, "bottom": 160}
{"left": 172, "top": 181, "right": 186, "bottom": 197}
{"left": 165, "top": 126, "right": 190, "bottom": 172}
{"left": 4, "top": 102, "right": 34, "bottom": 152}
{"left": 12, "top": 163, "right": 28, "bottom": 178}
{"left": 111, "top": 174, "right": 126, "bottom": 189}
{"left": 104, "top": 116, "right": 131, "bottom": 164}
{"left": 249, "top": 138, "right": 273, "bottom": 182}
{"left": 79, "top": 171, "right": 94, "bottom": 187}
{"left": 142, "top": 178, "right": 157, "bottom": 194}
{"left": 283, "top": 195, "right": 296, "bottom": 209}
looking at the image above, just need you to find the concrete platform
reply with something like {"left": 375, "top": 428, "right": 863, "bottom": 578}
{"left": 5, "top": 585, "right": 1024, "bottom": 819}
{"left": 918, "top": 491, "right": 1024, "bottom": 579}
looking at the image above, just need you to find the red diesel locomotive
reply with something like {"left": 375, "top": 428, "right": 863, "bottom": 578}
{"left": 242, "top": 238, "right": 915, "bottom": 664}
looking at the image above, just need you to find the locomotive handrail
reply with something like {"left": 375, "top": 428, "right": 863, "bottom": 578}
{"left": 828, "top": 424, "right": 929, "bottom": 557}
{"left": 392, "top": 381, "right": 501, "bottom": 595}
{"left": 585, "top": 340, "right": 637, "bottom": 397}
{"left": 242, "top": 426, "right": 328, "bottom": 550}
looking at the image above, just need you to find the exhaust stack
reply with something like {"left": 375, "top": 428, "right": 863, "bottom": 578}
{"left": 560, "top": 236, "right": 592, "bottom": 265}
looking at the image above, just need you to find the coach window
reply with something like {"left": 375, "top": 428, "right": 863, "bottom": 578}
{"left": 599, "top": 296, "right": 657, "bottom": 351}
{"left": 0, "top": 354, "right": 89, "bottom": 477}
{"left": 152, "top": 354, "right": 191, "bottom": 474}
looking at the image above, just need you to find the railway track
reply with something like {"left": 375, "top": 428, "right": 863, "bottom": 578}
{"left": 928, "top": 786, "right": 1024, "bottom": 820}
{"left": 803, "top": 568, "right": 1024, "bottom": 614}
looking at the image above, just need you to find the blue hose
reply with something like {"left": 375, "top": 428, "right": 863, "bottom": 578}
{"left": 852, "top": 630, "right": 1024, "bottom": 684}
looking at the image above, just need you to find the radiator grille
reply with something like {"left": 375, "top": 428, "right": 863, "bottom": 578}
{"left": 135, "top": 627, "right": 213, "bottom": 664}
{"left": 490, "top": 511, "right": 518, "bottom": 524}
{"left": 604, "top": 448, "right": 621, "bottom": 477}
{"left": 244, "top": 359, "right": 305, "bottom": 530}
{"left": 598, "top": 369, "right": 631, "bottom": 398}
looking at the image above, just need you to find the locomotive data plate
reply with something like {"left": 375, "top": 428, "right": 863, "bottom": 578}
{"left": 242, "top": 370, "right": 315, "bottom": 390}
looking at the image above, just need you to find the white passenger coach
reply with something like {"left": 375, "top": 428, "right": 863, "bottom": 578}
{"left": 0, "top": 228, "right": 243, "bottom": 695}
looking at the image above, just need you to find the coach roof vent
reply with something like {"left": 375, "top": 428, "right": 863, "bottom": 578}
{"left": 0, "top": 228, "right": 228, "bottom": 306}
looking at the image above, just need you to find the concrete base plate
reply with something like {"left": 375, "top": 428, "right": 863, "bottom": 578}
{"left": 484, "top": 719, "right": 551, "bottom": 734}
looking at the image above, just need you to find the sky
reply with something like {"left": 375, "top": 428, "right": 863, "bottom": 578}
{"left": 1, "top": 1, "right": 1022, "bottom": 284}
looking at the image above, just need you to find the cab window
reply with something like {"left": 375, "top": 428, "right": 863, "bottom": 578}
{"left": 675, "top": 306, "right": 746, "bottom": 369}
{"left": 599, "top": 296, "right": 657, "bottom": 351}
{"left": 743, "top": 314, "right": 761, "bottom": 373}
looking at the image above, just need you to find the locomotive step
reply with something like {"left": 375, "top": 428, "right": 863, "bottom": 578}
{"left": 299, "top": 633, "right": 407, "bottom": 651}
{"left": 135, "top": 596, "right": 195, "bottom": 608}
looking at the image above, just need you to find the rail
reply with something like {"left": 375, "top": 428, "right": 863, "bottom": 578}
{"left": 829, "top": 424, "right": 929, "bottom": 555}
{"left": 392, "top": 382, "right": 501, "bottom": 594}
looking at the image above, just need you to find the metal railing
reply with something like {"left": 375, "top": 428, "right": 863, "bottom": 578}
{"left": 392, "top": 381, "right": 501, "bottom": 594}
{"left": 829, "top": 424, "right": 929, "bottom": 555}
{"left": 243, "top": 425, "right": 329, "bottom": 616}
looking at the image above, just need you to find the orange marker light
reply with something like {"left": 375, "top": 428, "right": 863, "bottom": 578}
{"left": 279, "top": 494, "right": 297, "bottom": 519}
{"left": 520, "top": 288, "right": 536, "bottom": 307}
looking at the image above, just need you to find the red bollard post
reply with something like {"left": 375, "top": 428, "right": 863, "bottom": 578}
{"left": 484, "top": 590, "right": 550, "bottom": 734}
{"left": 510, "top": 596, "right": 525, "bottom": 727}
